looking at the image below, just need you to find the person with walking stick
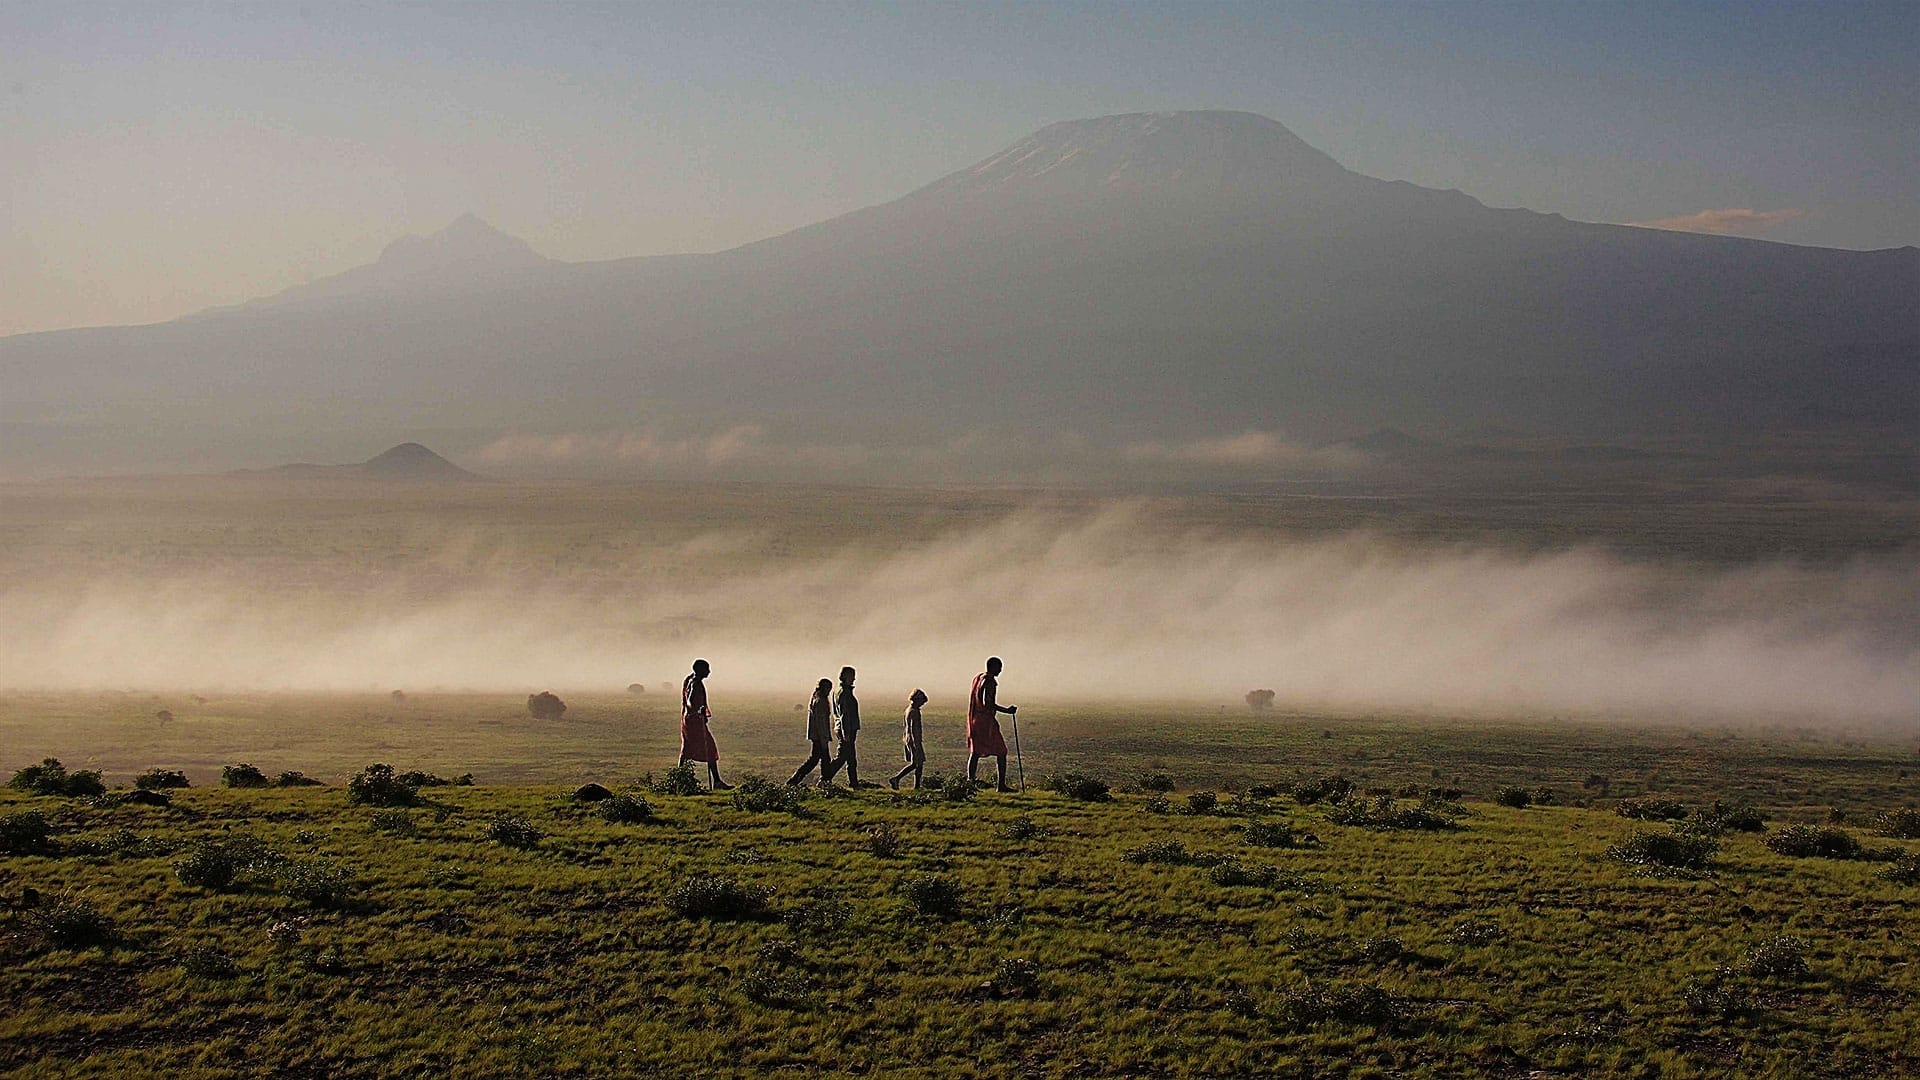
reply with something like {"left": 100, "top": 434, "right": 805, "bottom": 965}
{"left": 966, "top": 656, "right": 1018, "bottom": 792}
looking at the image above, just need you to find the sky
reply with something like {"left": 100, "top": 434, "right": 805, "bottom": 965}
{"left": 3, "top": 0, "right": 1915, "bottom": 337}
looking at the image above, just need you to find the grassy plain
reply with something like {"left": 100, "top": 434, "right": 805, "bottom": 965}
{"left": 3, "top": 478, "right": 1917, "bottom": 1077}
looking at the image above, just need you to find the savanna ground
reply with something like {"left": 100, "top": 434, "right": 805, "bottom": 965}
{"left": 2, "top": 477, "right": 1918, "bottom": 1077}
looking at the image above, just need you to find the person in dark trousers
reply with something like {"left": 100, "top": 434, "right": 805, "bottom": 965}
{"left": 788, "top": 679, "right": 836, "bottom": 786}
{"left": 889, "top": 689, "right": 929, "bottom": 790}
{"left": 824, "top": 665, "right": 875, "bottom": 788}
{"left": 679, "top": 658, "right": 731, "bottom": 791}
{"left": 967, "top": 656, "right": 1016, "bottom": 792}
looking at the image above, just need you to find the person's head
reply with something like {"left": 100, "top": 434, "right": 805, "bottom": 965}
{"left": 910, "top": 689, "right": 928, "bottom": 706}
{"left": 986, "top": 656, "right": 1003, "bottom": 675}
{"left": 839, "top": 665, "right": 856, "bottom": 686}
{"left": 692, "top": 658, "right": 710, "bottom": 678}
{"left": 814, "top": 678, "right": 832, "bottom": 699}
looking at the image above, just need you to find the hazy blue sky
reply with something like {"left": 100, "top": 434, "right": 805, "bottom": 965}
{"left": 4, "top": 1, "right": 1914, "bottom": 335}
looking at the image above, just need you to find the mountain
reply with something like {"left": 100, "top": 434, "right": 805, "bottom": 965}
{"left": 232, "top": 443, "right": 482, "bottom": 482}
{"left": 3, "top": 110, "right": 1915, "bottom": 480}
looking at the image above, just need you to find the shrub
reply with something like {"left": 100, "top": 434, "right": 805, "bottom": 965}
{"left": 0, "top": 810, "right": 54, "bottom": 854}
{"left": 1361, "top": 935, "right": 1405, "bottom": 962}
{"left": 666, "top": 874, "right": 769, "bottom": 919}
{"left": 1583, "top": 774, "right": 1612, "bottom": 794}
{"left": 1274, "top": 981, "right": 1409, "bottom": 1030}
{"left": 1682, "top": 967, "right": 1761, "bottom": 1017}
{"left": 783, "top": 898, "right": 852, "bottom": 936}
{"left": 1222, "top": 982, "right": 1259, "bottom": 1018}
{"left": 1143, "top": 795, "right": 1171, "bottom": 815}
{"left": 1138, "top": 773, "right": 1175, "bottom": 793}
{"left": 485, "top": 814, "right": 543, "bottom": 849}
{"left": 175, "top": 841, "right": 244, "bottom": 890}
{"left": 993, "top": 957, "right": 1040, "bottom": 997}
{"left": 1616, "top": 797, "right": 1687, "bottom": 821}
{"left": 68, "top": 828, "right": 172, "bottom": 858}
{"left": 135, "top": 769, "right": 189, "bottom": 790}
{"left": 1609, "top": 828, "right": 1717, "bottom": 870}
{"left": 1207, "top": 858, "right": 1279, "bottom": 887}
{"left": 1766, "top": 824, "right": 1863, "bottom": 860}
{"left": 30, "top": 895, "right": 118, "bottom": 949}
{"left": 1001, "top": 815, "right": 1046, "bottom": 841}
{"left": 1293, "top": 775, "right": 1354, "bottom": 806}
{"left": 9, "top": 758, "right": 103, "bottom": 798}
{"left": 1123, "top": 839, "right": 1191, "bottom": 865}
{"left": 218, "top": 763, "right": 268, "bottom": 788}
{"left": 275, "top": 770, "right": 323, "bottom": 787}
{"left": 267, "top": 920, "right": 304, "bottom": 948}
{"left": 865, "top": 823, "right": 901, "bottom": 858}
{"left": 1325, "top": 795, "right": 1459, "bottom": 831}
{"left": 650, "top": 763, "right": 703, "bottom": 796}
{"left": 600, "top": 793, "right": 652, "bottom": 823}
{"left": 347, "top": 764, "right": 418, "bottom": 807}
{"left": 1494, "top": 787, "right": 1532, "bottom": 809}
{"left": 940, "top": 776, "right": 979, "bottom": 803}
{"left": 731, "top": 775, "right": 807, "bottom": 814}
{"left": 1741, "top": 935, "right": 1809, "bottom": 979}
{"left": 526, "top": 691, "right": 567, "bottom": 720}
{"left": 369, "top": 810, "right": 416, "bottom": 837}
{"left": 277, "top": 858, "right": 359, "bottom": 908}
{"left": 1242, "top": 821, "right": 1310, "bottom": 848}
{"left": 1046, "top": 772, "right": 1112, "bottom": 802}
{"left": 180, "top": 944, "right": 238, "bottom": 979}
{"left": 1446, "top": 919, "right": 1505, "bottom": 946}
{"left": 1880, "top": 853, "right": 1920, "bottom": 885}
{"left": 627, "top": 683, "right": 646, "bottom": 695}
{"left": 1185, "top": 791, "right": 1219, "bottom": 815}
{"left": 398, "top": 770, "right": 453, "bottom": 788}
{"left": 900, "top": 873, "right": 962, "bottom": 919}
{"left": 740, "top": 963, "right": 815, "bottom": 1006}
{"left": 1870, "top": 808, "right": 1920, "bottom": 839}
{"left": 1245, "top": 689, "right": 1276, "bottom": 712}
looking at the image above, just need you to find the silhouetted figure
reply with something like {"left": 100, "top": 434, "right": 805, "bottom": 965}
{"left": 680, "top": 659, "right": 731, "bottom": 790}
{"left": 788, "top": 679, "right": 837, "bottom": 786}
{"left": 824, "top": 666, "right": 875, "bottom": 788}
{"left": 889, "top": 689, "right": 929, "bottom": 790}
{"left": 968, "top": 657, "right": 1016, "bottom": 792}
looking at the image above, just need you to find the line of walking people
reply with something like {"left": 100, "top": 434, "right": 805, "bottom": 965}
{"left": 676, "top": 656, "right": 1020, "bottom": 793}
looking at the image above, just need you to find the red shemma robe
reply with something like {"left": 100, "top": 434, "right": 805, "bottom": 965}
{"left": 967, "top": 672, "right": 1008, "bottom": 757}
{"left": 680, "top": 673, "right": 719, "bottom": 763}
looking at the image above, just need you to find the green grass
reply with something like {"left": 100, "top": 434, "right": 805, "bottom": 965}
{"left": 4, "top": 769, "right": 1917, "bottom": 1078}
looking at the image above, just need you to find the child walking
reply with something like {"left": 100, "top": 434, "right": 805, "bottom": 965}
{"left": 889, "top": 689, "right": 929, "bottom": 790}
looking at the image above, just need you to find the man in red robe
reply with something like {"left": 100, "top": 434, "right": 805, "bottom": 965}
{"left": 967, "top": 656, "right": 1017, "bottom": 792}
{"left": 680, "top": 658, "right": 731, "bottom": 791}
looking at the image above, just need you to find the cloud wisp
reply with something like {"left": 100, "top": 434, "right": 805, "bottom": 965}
{"left": 1628, "top": 207, "right": 1808, "bottom": 236}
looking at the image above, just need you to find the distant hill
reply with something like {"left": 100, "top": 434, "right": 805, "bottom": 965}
{"left": 3, "top": 110, "right": 1914, "bottom": 481}
{"left": 235, "top": 443, "right": 481, "bottom": 483}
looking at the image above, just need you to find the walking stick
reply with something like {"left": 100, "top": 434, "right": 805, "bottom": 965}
{"left": 1010, "top": 709, "right": 1025, "bottom": 792}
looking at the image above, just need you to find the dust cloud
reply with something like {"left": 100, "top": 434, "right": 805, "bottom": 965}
{"left": 2, "top": 506, "right": 1916, "bottom": 723}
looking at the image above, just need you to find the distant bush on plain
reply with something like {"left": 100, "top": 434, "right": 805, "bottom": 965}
{"left": 1325, "top": 795, "right": 1459, "bottom": 831}
{"left": 134, "top": 769, "right": 189, "bottom": 790}
{"left": 1881, "top": 853, "right": 1920, "bottom": 885}
{"left": 1138, "top": 773, "right": 1175, "bottom": 793}
{"left": 9, "top": 759, "right": 105, "bottom": 798}
{"left": 1045, "top": 772, "right": 1111, "bottom": 802}
{"left": 1765, "top": 824, "right": 1863, "bottom": 860}
{"left": 275, "top": 771, "right": 324, "bottom": 788}
{"left": 650, "top": 763, "right": 703, "bottom": 796}
{"left": 900, "top": 873, "right": 962, "bottom": 919}
{"left": 221, "top": 763, "right": 269, "bottom": 789}
{"left": 1244, "top": 689, "right": 1276, "bottom": 712}
{"left": 730, "top": 775, "right": 807, "bottom": 814}
{"left": 1274, "top": 981, "right": 1411, "bottom": 1030}
{"left": 0, "top": 810, "right": 55, "bottom": 854}
{"left": 526, "top": 692, "right": 567, "bottom": 720}
{"left": 485, "top": 814, "right": 543, "bottom": 849}
{"left": 1870, "top": 808, "right": 1920, "bottom": 839}
{"left": 600, "top": 793, "right": 652, "bottom": 823}
{"left": 28, "top": 895, "right": 118, "bottom": 949}
{"left": 347, "top": 764, "right": 420, "bottom": 806}
{"left": 1185, "top": 791, "right": 1219, "bottom": 815}
{"left": 1615, "top": 797, "right": 1687, "bottom": 821}
{"left": 667, "top": 874, "right": 769, "bottom": 920}
{"left": 1293, "top": 775, "right": 1354, "bottom": 806}
{"left": 1609, "top": 828, "right": 1717, "bottom": 870}
{"left": 1495, "top": 787, "right": 1532, "bottom": 809}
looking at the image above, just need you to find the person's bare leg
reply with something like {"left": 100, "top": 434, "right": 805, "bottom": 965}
{"left": 968, "top": 752, "right": 981, "bottom": 784}
{"left": 996, "top": 755, "right": 1011, "bottom": 792}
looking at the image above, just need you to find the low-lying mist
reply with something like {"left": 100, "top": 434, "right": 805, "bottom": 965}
{"left": 4, "top": 505, "right": 1917, "bottom": 723}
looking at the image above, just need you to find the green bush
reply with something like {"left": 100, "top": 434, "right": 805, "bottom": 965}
{"left": 180, "top": 944, "right": 238, "bottom": 979}
{"left": 1138, "top": 773, "right": 1174, "bottom": 793}
{"left": 0, "top": 810, "right": 54, "bottom": 854}
{"left": 1143, "top": 795, "right": 1170, "bottom": 814}
{"left": 275, "top": 771, "right": 324, "bottom": 788}
{"left": 1870, "top": 808, "right": 1920, "bottom": 839}
{"left": 347, "top": 764, "right": 419, "bottom": 807}
{"left": 1046, "top": 772, "right": 1112, "bottom": 802}
{"left": 1185, "top": 791, "right": 1219, "bottom": 815}
{"left": 1880, "top": 853, "right": 1920, "bottom": 885}
{"left": 1765, "top": 824, "right": 1862, "bottom": 859}
{"left": 221, "top": 763, "right": 269, "bottom": 789}
{"left": 9, "top": 758, "right": 103, "bottom": 797}
{"left": 865, "top": 823, "right": 901, "bottom": 857}
{"left": 1682, "top": 967, "right": 1757, "bottom": 1017}
{"left": 1274, "top": 981, "right": 1409, "bottom": 1029}
{"left": 782, "top": 898, "right": 852, "bottom": 935}
{"left": 134, "top": 769, "right": 189, "bottom": 790}
{"left": 1292, "top": 775, "right": 1354, "bottom": 806}
{"left": 1207, "top": 858, "right": 1279, "bottom": 887}
{"left": 1700, "top": 802, "right": 1767, "bottom": 833}
{"left": 1001, "top": 815, "right": 1047, "bottom": 841}
{"left": 485, "top": 814, "right": 543, "bottom": 849}
{"left": 730, "top": 775, "right": 807, "bottom": 814}
{"left": 1740, "top": 935, "right": 1809, "bottom": 979}
{"left": 993, "top": 956, "right": 1040, "bottom": 997}
{"left": 1495, "top": 786, "right": 1532, "bottom": 809}
{"left": 1445, "top": 919, "right": 1505, "bottom": 946}
{"left": 599, "top": 793, "right": 652, "bottom": 823}
{"left": 29, "top": 895, "right": 118, "bottom": 949}
{"left": 1609, "top": 828, "right": 1717, "bottom": 870}
{"left": 277, "top": 858, "right": 360, "bottom": 908}
{"left": 1242, "top": 821, "right": 1311, "bottom": 848}
{"left": 1123, "top": 839, "right": 1191, "bottom": 865}
{"left": 1325, "top": 795, "right": 1459, "bottom": 831}
{"left": 1615, "top": 797, "right": 1687, "bottom": 821}
{"left": 666, "top": 874, "right": 770, "bottom": 919}
{"left": 369, "top": 809, "right": 417, "bottom": 836}
{"left": 175, "top": 841, "right": 244, "bottom": 890}
{"left": 650, "top": 763, "right": 703, "bottom": 796}
{"left": 900, "top": 873, "right": 962, "bottom": 918}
